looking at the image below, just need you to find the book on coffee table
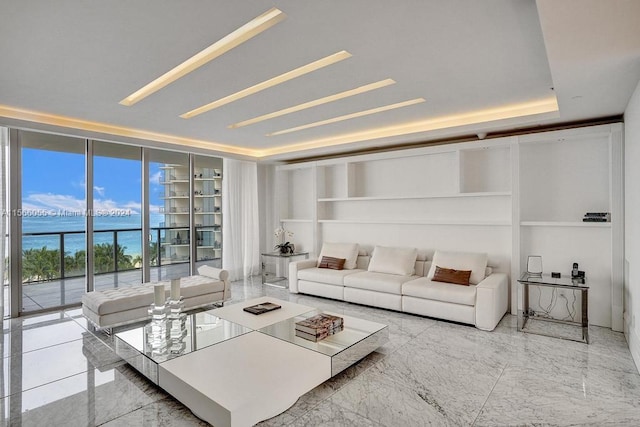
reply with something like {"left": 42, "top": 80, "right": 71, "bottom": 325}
{"left": 243, "top": 302, "right": 282, "bottom": 315}
{"left": 295, "top": 313, "right": 343, "bottom": 335}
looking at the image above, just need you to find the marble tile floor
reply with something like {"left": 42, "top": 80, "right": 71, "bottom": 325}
{"left": 1, "top": 276, "right": 640, "bottom": 426}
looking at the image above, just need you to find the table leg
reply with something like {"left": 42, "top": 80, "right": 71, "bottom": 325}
{"left": 582, "top": 288, "right": 589, "bottom": 343}
{"left": 519, "top": 283, "right": 530, "bottom": 331}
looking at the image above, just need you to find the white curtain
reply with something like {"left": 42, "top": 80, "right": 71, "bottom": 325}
{"left": 222, "top": 158, "right": 260, "bottom": 281}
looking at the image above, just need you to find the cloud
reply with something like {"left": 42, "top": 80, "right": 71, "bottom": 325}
{"left": 23, "top": 193, "right": 85, "bottom": 213}
{"left": 22, "top": 193, "right": 143, "bottom": 215}
{"left": 150, "top": 171, "right": 162, "bottom": 186}
{"left": 94, "top": 186, "right": 105, "bottom": 197}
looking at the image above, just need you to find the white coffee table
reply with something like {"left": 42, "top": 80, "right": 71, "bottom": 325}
{"left": 115, "top": 297, "right": 388, "bottom": 427}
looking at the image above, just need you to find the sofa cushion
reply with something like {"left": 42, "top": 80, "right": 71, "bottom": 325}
{"left": 298, "top": 267, "right": 364, "bottom": 286}
{"left": 319, "top": 256, "right": 345, "bottom": 270}
{"left": 402, "top": 277, "right": 477, "bottom": 306}
{"left": 175, "top": 275, "right": 226, "bottom": 299}
{"left": 317, "top": 242, "right": 359, "bottom": 269}
{"left": 83, "top": 285, "right": 153, "bottom": 315}
{"left": 427, "top": 251, "right": 488, "bottom": 285}
{"left": 432, "top": 266, "right": 472, "bottom": 286}
{"left": 344, "top": 271, "right": 419, "bottom": 295}
{"left": 368, "top": 246, "right": 418, "bottom": 276}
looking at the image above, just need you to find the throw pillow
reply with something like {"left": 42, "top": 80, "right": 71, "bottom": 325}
{"left": 317, "top": 242, "right": 359, "bottom": 269}
{"left": 318, "top": 256, "right": 346, "bottom": 270}
{"left": 427, "top": 250, "right": 488, "bottom": 285}
{"left": 432, "top": 265, "right": 472, "bottom": 286}
{"left": 367, "top": 246, "right": 418, "bottom": 276}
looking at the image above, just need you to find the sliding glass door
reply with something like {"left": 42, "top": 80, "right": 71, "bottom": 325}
{"left": 7, "top": 129, "right": 223, "bottom": 316}
{"left": 92, "top": 141, "right": 142, "bottom": 290}
{"left": 20, "top": 131, "right": 86, "bottom": 311}
{"left": 147, "top": 149, "right": 190, "bottom": 281}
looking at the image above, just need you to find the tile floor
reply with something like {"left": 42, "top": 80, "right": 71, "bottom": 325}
{"left": 2, "top": 276, "right": 640, "bottom": 426}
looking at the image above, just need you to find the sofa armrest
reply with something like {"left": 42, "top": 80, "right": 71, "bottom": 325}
{"left": 197, "top": 265, "right": 229, "bottom": 281}
{"left": 289, "top": 259, "right": 318, "bottom": 293}
{"left": 475, "top": 273, "right": 508, "bottom": 331}
{"left": 197, "top": 265, "right": 231, "bottom": 301}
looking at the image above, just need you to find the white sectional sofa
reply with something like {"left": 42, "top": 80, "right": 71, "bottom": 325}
{"left": 289, "top": 243, "right": 508, "bottom": 331}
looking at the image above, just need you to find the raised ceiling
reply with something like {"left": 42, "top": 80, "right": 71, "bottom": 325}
{"left": 0, "top": 0, "right": 639, "bottom": 161}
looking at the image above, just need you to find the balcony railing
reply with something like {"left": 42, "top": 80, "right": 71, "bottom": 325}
{"left": 21, "top": 226, "right": 221, "bottom": 284}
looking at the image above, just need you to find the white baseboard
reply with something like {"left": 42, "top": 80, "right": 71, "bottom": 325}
{"left": 624, "top": 312, "right": 640, "bottom": 374}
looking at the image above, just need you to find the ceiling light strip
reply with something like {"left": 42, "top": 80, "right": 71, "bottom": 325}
{"left": 228, "top": 78, "right": 396, "bottom": 129}
{"left": 257, "top": 97, "right": 559, "bottom": 157}
{"left": 0, "top": 105, "right": 255, "bottom": 156}
{"left": 267, "top": 98, "right": 426, "bottom": 136}
{"left": 181, "top": 50, "right": 352, "bottom": 119}
{"left": 119, "top": 8, "right": 286, "bottom": 106}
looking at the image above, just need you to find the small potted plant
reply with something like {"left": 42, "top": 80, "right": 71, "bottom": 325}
{"left": 274, "top": 241, "right": 295, "bottom": 255}
{"left": 274, "top": 226, "right": 295, "bottom": 254}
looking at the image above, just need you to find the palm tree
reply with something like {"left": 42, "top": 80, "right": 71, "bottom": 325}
{"left": 22, "top": 247, "right": 60, "bottom": 282}
{"left": 64, "top": 250, "right": 86, "bottom": 277}
{"left": 93, "top": 243, "right": 134, "bottom": 273}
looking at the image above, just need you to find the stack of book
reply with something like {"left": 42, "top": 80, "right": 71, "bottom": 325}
{"left": 295, "top": 313, "right": 344, "bottom": 342}
{"left": 583, "top": 212, "right": 611, "bottom": 222}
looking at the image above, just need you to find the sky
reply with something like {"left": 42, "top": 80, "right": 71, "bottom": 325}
{"left": 21, "top": 148, "right": 164, "bottom": 216}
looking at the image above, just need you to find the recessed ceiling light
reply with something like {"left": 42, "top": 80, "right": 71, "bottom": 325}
{"left": 0, "top": 104, "right": 255, "bottom": 156}
{"left": 258, "top": 96, "right": 559, "bottom": 157}
{"left": 180, "top": 51, "right": 352, "bottom": 119}
{"left": 266, "top": 98, "right": 426, "bottom": 136}
{"left": 228, "top": 79, "right": 396, "bottom": 129}
{"left": 119, "top": 7, "right": 286, "bottom": 106}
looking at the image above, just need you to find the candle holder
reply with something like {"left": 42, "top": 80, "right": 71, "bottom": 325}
{"left": 145, "top": 284, "right": 169, "bottom": 355}
{"left": 168, "top": 279, "right": 187, "bottom": 354}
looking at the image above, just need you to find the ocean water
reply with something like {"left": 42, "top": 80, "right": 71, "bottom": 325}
{"left": 22, "top": 213, "right": 164, "bottom": 257}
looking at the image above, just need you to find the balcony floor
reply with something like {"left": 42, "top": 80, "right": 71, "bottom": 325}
{"left": 18, "top": 263, "right": 193, "bottom": 313}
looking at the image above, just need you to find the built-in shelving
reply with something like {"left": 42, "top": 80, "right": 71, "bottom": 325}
{"left": 318, "top": 219, "right": 511, "bottom": 226}
{"left": 273, "top": 123, "right": 623, "bottom": 331}
{"left": 317, "top": 192, "right": 511, "bottom": 202}
{"left": 520, "top": 221, "right": 611, "bottom": 228}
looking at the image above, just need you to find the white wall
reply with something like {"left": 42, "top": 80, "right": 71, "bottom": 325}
{"left": 624, "top": 78, "right": 640, "bottom": 368}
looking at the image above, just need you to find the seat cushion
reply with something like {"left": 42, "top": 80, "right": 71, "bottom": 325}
{"left": 172, "top": 275, "right": 225, "bottom": 299}
{"left": 402, "top": 277, "right": 477, "bottom": 306}
{"left": 82, "top": 275, "right": 225, "bottom": 315}
{"left": 427, "top": 251, "right": 488, "bottom": 285}
{"left": 82, "top": 285, "right": 154, "bottom": 315}
{"left": 298, "top": 267, "right": 364, "bottom": 286}
{"left": 344, "top": 271, "right": 420, "bottom": 295}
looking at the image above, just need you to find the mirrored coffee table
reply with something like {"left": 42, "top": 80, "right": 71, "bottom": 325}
{"left": 114, "top": 297, "right": 388, "bottom": 427}
{"left": 259, "top": 310, "right": 389, "bottom": 376}
{"left": 114, "top": 311, "right": 252, "bottom": 384}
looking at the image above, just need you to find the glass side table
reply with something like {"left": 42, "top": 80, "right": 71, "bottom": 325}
{"left": 517, "top": 272, "right": 589, "bottom": 343}
{"left": 261, "top": 252, "right": 309, "bottom": 288}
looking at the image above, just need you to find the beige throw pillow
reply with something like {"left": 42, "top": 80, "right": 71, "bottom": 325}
{"left": 367, "top": 246, "right": 418, "bottom": 276}
{"left": 317, "top": 242, "right": 359, "bottom": 269}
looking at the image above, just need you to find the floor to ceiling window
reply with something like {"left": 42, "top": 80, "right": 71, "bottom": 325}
{"left": 20, "top": 131, "right": 86, "bottom": 311}
{"left": 5, "top": 129, "right": 223, "bottom": 316}
{"left": 92, "top": 141, "right": 142, "bottom": 290}
{"left": 148, "top": 149, "right": 191, "bottom": 282}
{"left": 194, "top": 154, "right": 223, "bottom": 270}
